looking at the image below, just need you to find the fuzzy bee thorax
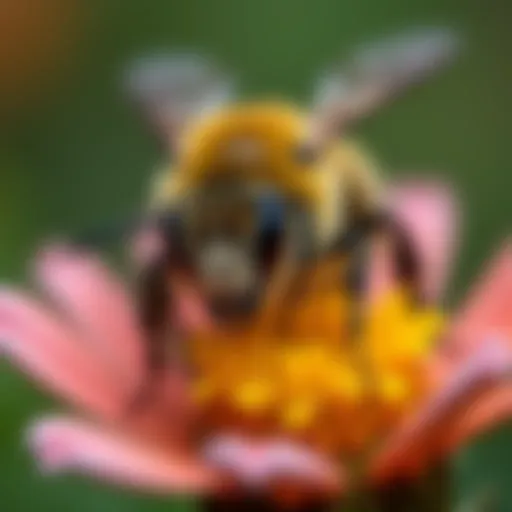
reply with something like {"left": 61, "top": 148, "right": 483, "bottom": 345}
{"left": 149, "top": 101, "right": 383, "bottom": 250}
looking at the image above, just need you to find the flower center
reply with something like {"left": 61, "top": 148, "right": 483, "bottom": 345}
{"left": 190, "top": 286, "right": 443, "bottom": 457}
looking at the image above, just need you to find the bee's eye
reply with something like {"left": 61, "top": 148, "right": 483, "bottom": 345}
{"left": 294, "top": 143, "right": 319, "bottom": 166}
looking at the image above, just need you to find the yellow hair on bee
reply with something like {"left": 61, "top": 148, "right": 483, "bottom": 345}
{"left": 150, "top": 100, "right": 383, "bottom": 249}
{"left": 157, "top": 102, "right": 316, "bottom": 203}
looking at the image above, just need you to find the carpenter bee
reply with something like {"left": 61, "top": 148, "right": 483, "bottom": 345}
{"left": 77, "top": 27, "right": 462, "bottom": 405}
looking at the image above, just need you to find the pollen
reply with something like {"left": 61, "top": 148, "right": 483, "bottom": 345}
{"left": 282, "top": 399, "right": 318, "bottom": 431}
{"left": 190, "top": 285, "right": 443, "bottom": 457}
{"left": 232, "top": 380, "right": 276, "bottom": 413}
{"left": 379, "top": 374, "right": 411, "bottom": 406}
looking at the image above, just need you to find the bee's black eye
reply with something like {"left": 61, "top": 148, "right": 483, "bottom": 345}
{"left": 294, "top": 144, "right": 319, "bottom": 165}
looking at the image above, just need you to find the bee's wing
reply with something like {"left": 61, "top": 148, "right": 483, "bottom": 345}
{"left": 309, "top": 27, "right": 462, "bottom": 141}
{"left": 123, "top": 51, "right": 236, "bottom": 147}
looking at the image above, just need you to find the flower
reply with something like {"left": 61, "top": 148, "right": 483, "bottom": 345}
{"left": 0, "top": 181, "right": 511, "bottom": 510}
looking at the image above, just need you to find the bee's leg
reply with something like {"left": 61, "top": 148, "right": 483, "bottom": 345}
{"left": 127, "top": 210, "right": 190, "bottom": 414}
{"left": 126, "top": 251, "right": 173, "bottom": 414}
{"left": 344, "top": 240, "right": 369, "bottom": 343}
{"left": 328, "top": 218, "right": 372, "bottom": 342}
{"left": 261, "top": 203, "right": 317, "bottom": 334}
{"left": 338, "top": 211, "right": 425, "bottom": 307}
{"left": 385, "top": 216, "right": 425, "bottom": 307}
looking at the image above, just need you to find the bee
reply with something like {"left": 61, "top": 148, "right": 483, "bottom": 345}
{"left": 78, "top": 28, "right": 461, "bottom": 404}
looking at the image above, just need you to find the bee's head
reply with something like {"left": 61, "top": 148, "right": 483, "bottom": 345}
{"left": 180, "top": 180, "right": 283, "bottom": 322}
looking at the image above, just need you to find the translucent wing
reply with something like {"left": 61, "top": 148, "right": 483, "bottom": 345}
{"left": 124, "top": 51, "right": 236, "bottom": 147}
{"left": 309, "top": 27, "right": 462, "bottom": 142}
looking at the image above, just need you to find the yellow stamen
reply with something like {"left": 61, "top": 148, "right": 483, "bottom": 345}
{"left": 190, "top": 286, "right": 443, "bottom": 456}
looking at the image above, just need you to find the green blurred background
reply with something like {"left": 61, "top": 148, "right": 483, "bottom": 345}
{"left": 0, "top": 0, "right": 510, "bottom": 510}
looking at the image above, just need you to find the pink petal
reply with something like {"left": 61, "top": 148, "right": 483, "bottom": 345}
{"left": 0, "top": 289, "right": 127, "bottom": 419}
{"left": 448, "top": 241, "right": 512, "bottom": 357}
{"left": 443, "top": 385, "right": 512, "bottom": 453}
{"left": 34, "top": 246, "right": 144, "bottom": 387}
{"left": 369, "top": 180, "right": 460, "bottom": 302}
{"left": 28, "top": 416, "right": 219, "bottom": 494}
{"left": 369, "top": 338, "right": 512, "bottom": 484}
{"left": 126, "top": 370, "right": 197, "bottom": 443}
{"left": 203, "top": 435, "right": 343, "bottom": 493}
